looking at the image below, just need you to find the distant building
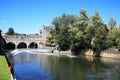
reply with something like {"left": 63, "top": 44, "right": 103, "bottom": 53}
{"left": 39, "top": 25, "right": 52, "bottom": 46}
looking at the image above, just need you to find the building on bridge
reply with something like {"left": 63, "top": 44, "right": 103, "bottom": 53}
{"left": 39, "top": 25, "right": 52, "bottom": 46}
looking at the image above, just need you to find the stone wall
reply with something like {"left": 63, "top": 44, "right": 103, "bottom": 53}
{"left": 54, "top": 48, "right": 120, "bottom": 59}
{"left": 84, "top": 49, "right": 120, "bottom": 59}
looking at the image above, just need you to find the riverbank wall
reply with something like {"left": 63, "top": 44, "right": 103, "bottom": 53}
{"left": 59, "top": 48, "right": 120, "bottom": 59}
{"left": 84, "top": 48, "right": 120, "bottom": 59}
{"left": 44, "top": 46, "right": 120, "bottom": 59}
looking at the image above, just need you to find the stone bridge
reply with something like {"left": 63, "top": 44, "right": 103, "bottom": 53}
{"left": 3, "top": 35, "right": 45, "bottom": 49}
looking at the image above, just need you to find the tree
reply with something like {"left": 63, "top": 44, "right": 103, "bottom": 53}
{"left": 52, "top": 14, "right": 76, "bottom": 50}
{"left": 90, "top": 11, "right": 108, "bottom": 56}
{"left": 47, "top": 29, "right": 56, "bottom": 45}
{"left": 108, "top": 17, "right": 116, "bottom": 38}
{"left": 116, "top": 39, "right": 120, "bottom": 51}
{"left": 112, "top": 27, "right": 120, "bottom": 50}
{"left": 50, "top": 9, "right": 116, "bottom": 55}
{"left": 6, "top": 27, "right": 15, "bottom": 35}
{"left": 68, "top": 8, "right": 89, "bottom": 54}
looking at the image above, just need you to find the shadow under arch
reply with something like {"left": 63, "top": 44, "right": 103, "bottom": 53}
{"left": 28, "top": 42, "right": 38, "bottom": 48}
{"left": 6, "top": 42, "right": 16, "bottom": 50}
{"left": 17, "top": 42, "right": 27, "bottom": 49}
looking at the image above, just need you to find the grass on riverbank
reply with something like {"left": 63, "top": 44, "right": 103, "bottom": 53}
{"left": 0, "top": 55, "right": 10, "bottom": 80}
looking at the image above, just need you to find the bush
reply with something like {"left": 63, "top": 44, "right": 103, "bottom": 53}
{"left": 116, "top": 38, "right": 120, "bottom": 50}
{"left": 102, "top": 39, "right": 113, "bottom": 49}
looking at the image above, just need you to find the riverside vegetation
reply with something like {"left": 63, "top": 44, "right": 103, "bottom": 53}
{"left": 47, "top": 8, "right": 120, "bottom": 56}
{"left": 0, "top": 56, "right": 10, "bottom": 80}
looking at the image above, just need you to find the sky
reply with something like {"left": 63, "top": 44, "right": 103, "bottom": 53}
{"left": 0, "top": 0, "right": 120, "bottom": 34}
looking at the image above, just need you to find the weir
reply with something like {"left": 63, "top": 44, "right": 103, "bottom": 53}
{"left": 10, "top": 49, "right": 53, "bottom": 56}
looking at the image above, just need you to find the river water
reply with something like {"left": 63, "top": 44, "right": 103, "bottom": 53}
{"left": 12, "top": 49, "right": 120, "bottom": 80}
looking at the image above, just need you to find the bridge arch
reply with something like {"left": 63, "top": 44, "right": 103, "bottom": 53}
{"left": 17, "top": 42, "right": 27, "bottom": 49}
{"left": 28, "top": 42, "right": 38, "bottom": 48}
{"left": 6, "top": 42, "right": 16, "bottom": 50}
{"left": 4, "top": 35, "right": 45, "bottom": 49}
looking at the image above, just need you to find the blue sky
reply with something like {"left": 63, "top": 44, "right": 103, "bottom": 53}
{"left": 0, "top": 0, "right": 119, "bottom": 34}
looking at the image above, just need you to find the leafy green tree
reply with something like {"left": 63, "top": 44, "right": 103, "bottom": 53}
{"left": 115, "top": 38, "right": 120, "bottom": 50}
{"left": 90, "top": 11, "right": 108, "bottom": 55}
{"left": 112, "top": 28, "right": 120, "bottom": 50}
{"left": 108, "top": 17, "right": 116, "bottom": 38}
{"left": 6, "top": 27, "right": 15, "bottom": 35}
{"left": 69, "top": 27, "right": 81, "bottom": 53}
{"left": 52, "top": 14, "right": 76, "bottom": 50}
{"left": 102, "top": 39, "right": 114, "bottom": 49}
{"left": 68, "top": 8, "right": 89, "bottom": 54}
{"left": 50, "top": 9, "right": 118, "bottom": 55}
{"left": 47, "top": 29, "right": 58, "bottom": 46}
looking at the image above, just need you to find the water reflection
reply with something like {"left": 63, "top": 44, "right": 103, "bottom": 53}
{"left": 13, "top": 51, "right": 120, "bottom": 80}
{"left": 84, "top": 56, "right": 120, "bottom": 80}
{"left": 14, "top": 53, "right": 52, "bottom": 80}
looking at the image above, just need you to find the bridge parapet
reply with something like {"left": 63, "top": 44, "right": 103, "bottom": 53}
{"left": 4, "top": 35, "right": 45, "bottom": 49}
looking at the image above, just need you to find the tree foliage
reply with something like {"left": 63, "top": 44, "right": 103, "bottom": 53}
{"left": 90, "top": 11, "right": 108, "bottom": 54}
{"left": 48, "top": 8, "right": 120, "bottom": 55}
{"left": 52, "top": 14, "right": 76, "bottom": 50}
{"left": 6, "top": 27, "right": 15, "bottom": 35}
{"left": 112, "top": 28, "right": 120, "bottom": 50}
{"left": 108, "top": 17, "right": 116, "bottom": 38}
